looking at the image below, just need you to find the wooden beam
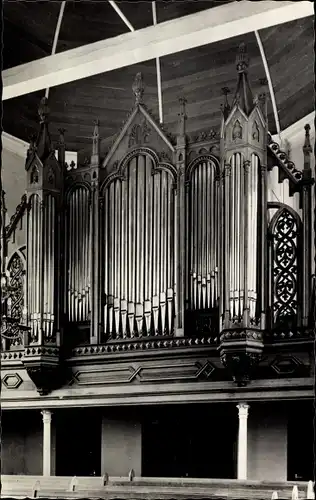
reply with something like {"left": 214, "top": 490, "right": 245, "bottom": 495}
{"left": 2, "top": 1, "right": 313, "bottom": 100}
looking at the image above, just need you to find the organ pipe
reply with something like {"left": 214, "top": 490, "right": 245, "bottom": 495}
{"left": 103, "top": 154, "right": 175, "bottom": 338}
{"left": 66, "top": 186, "right": 91, "bottom": 323}
{"left": 188, "top": 160, "right": 220, "bottom": 312}
{"left": 222, "top": 152, "right": 260, "bottom": 325}
{"left": 27, "top": 193, "right": 57, "bottom": 343}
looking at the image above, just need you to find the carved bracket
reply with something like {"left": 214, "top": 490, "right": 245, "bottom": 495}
{"left": 22, "top": 345, "right": 62, "bottom": 395}
{"left": 218, "top": 330, "right": 264, "bottom": 386}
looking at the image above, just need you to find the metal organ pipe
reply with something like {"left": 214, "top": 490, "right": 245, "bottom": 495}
{"left": 66, "top": 186, "right": 91, "bottom": 323}
{"left": 249, "top": 154, "right": 259, "bottom": 320}
{"left": 188, "top": 160, "right": 219, "bottom": 312}
{"left": 103, "top": 154, "right": 175, "bottom": 338}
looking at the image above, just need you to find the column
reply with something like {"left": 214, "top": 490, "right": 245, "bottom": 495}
{"left": 41, "top": 410, "right": 52, "bottom": 476}
{"left": 237, "top": 403, "right": 249, "bottom": 480}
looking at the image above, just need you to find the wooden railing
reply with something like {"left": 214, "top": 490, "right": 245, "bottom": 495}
{"left": 0, "top": 474, "right": 314, "bottom": 499}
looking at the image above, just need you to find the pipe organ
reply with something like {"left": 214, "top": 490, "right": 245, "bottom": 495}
{"left": 4, "top": 43, "right": 312, "bottom": 393}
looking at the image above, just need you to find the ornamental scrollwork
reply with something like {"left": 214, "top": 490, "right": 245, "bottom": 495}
{"left": 271, "top": 209, "right": 300, "bottom": 328}
{"left": 7, "top": 253, "right": 25, "bottom": 322}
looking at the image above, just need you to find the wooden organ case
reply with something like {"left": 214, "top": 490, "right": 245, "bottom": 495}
{"left": 1, "top": 44, "right": 314, "bottom": 394}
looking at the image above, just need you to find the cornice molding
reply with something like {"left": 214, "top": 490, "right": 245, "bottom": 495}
{"left": 2, "top": 131, "right": 78, "bottom": 165}
{"left": 0, "top": 376, "right": 313, "bottom": 409}
{"left": 272, "top": 112, "right": 315, "bottom": 144}
{"left": 2, "top": 132, "right": 29, "bottom": 158}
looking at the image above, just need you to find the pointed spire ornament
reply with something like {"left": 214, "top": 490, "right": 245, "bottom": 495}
{"left": 221, "top": 87, "right": 231, "bottom": 120}
{"left": 232, "top": 43, "right": 254, "bottom": 115}
{"left": 303, "top": 124, "right": 312, "bottom": 172}
{"left": 57, "top": 128, "right": 66, "bottom": 167}
{"left": 35, "top": 97, "right": 52, "bottom": 162}
{"left": 178, "top": 97, "right": 187, "bottom": 137}
{"left": 91, "top": 119, "right": 100, "bottom": 166}
{"left": 303, "top": 124, "right": 312, "bottom": 154}
{"left": 38, "top": 97, "right": 50, "bottom": 123}
{"left": 132, "top": 72, "right": 145, "bottom": 105}
{"left": 236, "top": 42, "right": 249, "bottom": 73}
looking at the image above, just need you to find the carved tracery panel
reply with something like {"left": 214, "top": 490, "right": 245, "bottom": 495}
{"left": 7, "top": 250, "right": 26, "bottom": 322}
{"left": 102, "top": 151, "right": 176, "bottom": 339}
{"left": 65, "top": 185, "right": 92, "bottom": 323}
{"left": 270, "top": 207, "right": 301, "bottom": 328}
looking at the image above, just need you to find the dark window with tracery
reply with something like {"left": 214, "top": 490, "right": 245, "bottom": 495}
{"left": 270, "top": 208, "right": 300, "bottom": 329}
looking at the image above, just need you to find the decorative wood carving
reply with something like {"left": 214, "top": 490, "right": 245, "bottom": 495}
{"left": 128, "top": 119, "right": 151, "bottom": 147}
{"left": 269, "top": 207, "right": 301, "bottom": 331}
{"left": 232, "top": 119, "right": 243, "bottom": 140}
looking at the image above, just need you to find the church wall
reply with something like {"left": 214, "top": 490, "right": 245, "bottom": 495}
{"left": 1, "top": 410, "right": 43, "bottom": 475}
{"left": 247, "top": 402, "right": 288, "bottom": 481}
{"left": 101, "top": 408, "right": 142, "bottom": 476}
{"left": 1, "top": 145, "right": 26, "bottom": 219}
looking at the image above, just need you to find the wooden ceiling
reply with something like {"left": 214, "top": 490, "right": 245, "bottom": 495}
{"left": 2, "top": 1, "right": 314, "bottom": 158}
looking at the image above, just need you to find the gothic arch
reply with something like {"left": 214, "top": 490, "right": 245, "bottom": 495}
{"left": 268, "top": 206, "right": 302, "bottom": 330}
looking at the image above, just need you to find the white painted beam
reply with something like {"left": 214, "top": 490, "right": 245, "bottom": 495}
{"left": 2, "top": 1, "right": 313, "bottom": 100}
{"left": 152, "top": 1, "right": 164, "bottom": 124}
{"left": 45, "top": 1, "right": 66, "bottom": 99}
{"left": 108, "top": 1, "right": 135, "bottom": 32}
{"left": 255, "top": 30, "right": 281, "bottom": 136}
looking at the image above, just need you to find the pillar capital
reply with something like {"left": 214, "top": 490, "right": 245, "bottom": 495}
{"left": 41, "top": 409, "right": 52, "bottom": 424}
{"left": 237, "top": 403, "right": 249, "bottom": 418}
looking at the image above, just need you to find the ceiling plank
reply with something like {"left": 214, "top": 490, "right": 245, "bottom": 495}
{"left": 3, "top": 1, "right": 313, "bottom": 100}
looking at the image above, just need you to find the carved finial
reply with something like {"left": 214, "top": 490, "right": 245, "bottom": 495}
{"left": 128, "top": 469, "right": 135, "bottom": 481}
{"left": 57, "top": 128, "right": 66, "bottom": 167}
{"left": 303, "top": 124, "right": 312, "bottom": 154}
{"left": 303, "top": 124, "right": 312, "bottom": 172}
{"left": 236, "top": 42, "right": 249, "bottom": 73}
{"left": 232, "top": 43, "right": 253, "bottom": 115}
{"left": 91, "top": 119, "right": 100, "bottom": 165}
{"left": 38, "top": 97, "right": 50, "bottom": 123}
{"left": 178, "top": 97, "right": 187, "bottom": 136}
{"left": 221, "top": 87, "right": 231, "bottom": 120}
{"left": 58, "top": 128, "right": 66, "bottom": 143}
{"left": 132, "top": 72, "right": 145, "bottom": 105}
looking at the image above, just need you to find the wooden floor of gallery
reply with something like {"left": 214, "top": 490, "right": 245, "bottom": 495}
{"left": 0, "top": 475, "right": 313, "bottom": 500}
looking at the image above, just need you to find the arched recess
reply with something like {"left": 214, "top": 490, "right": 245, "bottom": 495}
{"left": 101, "top": 148, "right": 176, "bottom": 339}
{"left": 185, "top": 154, "right": 220, "bottom": 337}
{"left": 268, "top": 205, "right": 302, "bottom": 330}
{"left": 65, "top": 184, "right": 92, "bottom": 323}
